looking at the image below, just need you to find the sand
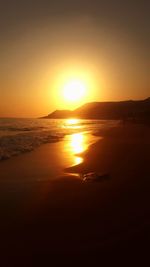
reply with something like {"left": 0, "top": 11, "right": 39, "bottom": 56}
{"left": 0, "top": 123, "right": 150, "bottom": 266}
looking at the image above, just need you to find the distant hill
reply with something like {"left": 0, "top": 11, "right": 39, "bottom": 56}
{"left": 42, "top": 98, "right": 150, "bottom": 121}
{"left": 43, "top": 110, "right": 73, "bottom": 119}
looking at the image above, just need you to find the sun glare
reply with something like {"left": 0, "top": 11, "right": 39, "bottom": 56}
{"left": 63, "top": 80, "right": 86, "bottom": 102}
{"left": 69, "top": 132, "right": 87, "bottom": 165}
{"left": 66, "top": 118, "right": 79, "bottom": 125}
{"left": 70, "top": 133, "right": 87, "bottom": 154}
{"left": 51, "top": 68, "right": 97, "bottom": 109}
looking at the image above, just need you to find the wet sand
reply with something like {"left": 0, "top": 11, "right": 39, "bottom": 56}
{"left": 0, "top": 124, "right": 150, "bottom": 266}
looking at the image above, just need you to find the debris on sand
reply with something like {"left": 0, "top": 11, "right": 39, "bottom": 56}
{"left": 81, "top": 172, "right": 110, "bottom": 182}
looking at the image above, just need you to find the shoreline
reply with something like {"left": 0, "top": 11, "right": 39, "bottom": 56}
{"left": 0, "top": 131, "right": 98, "bottom": 187}
{"left": 1, "top": 123, "right": 150, "bottom": 182}
{"left": 65, "top": 123, "right": 150, "bottom": 175}
{"left": 0, "top": 123, "right": 150, "bottom": 263}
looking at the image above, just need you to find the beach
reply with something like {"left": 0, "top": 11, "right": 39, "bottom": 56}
{"left": 0, "top": 123, "right": 150, "bottom": 265}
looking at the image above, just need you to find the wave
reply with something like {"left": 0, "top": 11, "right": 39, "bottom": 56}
{"left": 0, "top": 118, "right": 119, "bottom": 161}
{"left": 0, "top": 126, "right": 45, "bottom": 132}
{"left": 0, "top": 131, "right": 64, "bottom": 161}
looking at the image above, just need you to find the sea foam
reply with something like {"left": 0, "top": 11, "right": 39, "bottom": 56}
{"left": 0, "top": 118, "right": 118, "bottom": 161}
{"left": 0, "top": 131, "right": 63, "bottom": 160}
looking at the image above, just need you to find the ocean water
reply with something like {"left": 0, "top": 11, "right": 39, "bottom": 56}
{"left": 0, "top": 118, "right": 118, "bottom": 161}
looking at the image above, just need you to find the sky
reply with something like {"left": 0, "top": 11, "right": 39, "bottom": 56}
{"left": 0, "top": 0, "right": 149, "bottom": 117}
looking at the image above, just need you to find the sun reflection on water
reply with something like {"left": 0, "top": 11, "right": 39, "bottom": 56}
{"left": 70, "top": 133, "right": 86, "bottom": 154}
{"left": 67, "top": 132, "right": 88, "bottom": 166}
{"left": 63, "top": 119, "right": 99, "bottom": 171}
{"left": 74, "top": 156, "right": 83, "bottom": 165}
{"left": 63, "top": 118, "right": 82, "bottom": 129}
{"left": 63, "top": 119, "right": 90, "bottom": 167}
{"left": 66, "top": 118, "right": 79, "bottom": 125}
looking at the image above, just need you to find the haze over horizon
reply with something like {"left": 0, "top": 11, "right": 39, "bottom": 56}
{"left": 0, "top": 0, "right": 149, "bottom": 118}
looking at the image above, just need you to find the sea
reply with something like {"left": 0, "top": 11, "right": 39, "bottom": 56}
{"left": 0, "top": 118, "right": 119, "bottom": 161}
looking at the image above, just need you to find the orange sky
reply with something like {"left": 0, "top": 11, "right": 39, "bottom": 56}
{"left": 0, "top": 1, "right": 149, "bottom": 118}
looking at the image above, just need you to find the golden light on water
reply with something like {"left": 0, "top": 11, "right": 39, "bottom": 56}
{"left": 66, "top": 118, "right": 79, "bottom": 125}
{"left": 70, "top": 133, "right": 86, "bottom": 154}
{"left": 64, "top": 118, "right": 82, "bottom": 129}
{"left": 63, "top": 119, "right": 100, "bottom": 168}
{"left": 64, "top": 123, "right": 88, "bottom": 167}
{"left": 69, "top": 132, "right": 87, "bottom": 166}
{"left": 64, "top": 119, "right": 87, "bottom": 155}
{"left": 74, "top": 156, "right": 83, "bottom": 165}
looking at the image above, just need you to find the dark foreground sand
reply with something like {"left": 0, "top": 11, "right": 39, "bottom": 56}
{"left": 0, "top": 124, "right": 150, "bottom": 266}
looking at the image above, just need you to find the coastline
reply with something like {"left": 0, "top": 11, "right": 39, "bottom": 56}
{"left": 0, "top": 123, "right": 150, "bottom": 264}
{"left": 65, "top": 123, "right": 150, "bottom": 176}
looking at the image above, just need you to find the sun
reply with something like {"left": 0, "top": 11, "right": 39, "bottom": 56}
{"left": 63, "top": 80, "right": 86, "bottom": 102}
{"left": 50, "top": 67, "right": 98, "bottom": 110}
